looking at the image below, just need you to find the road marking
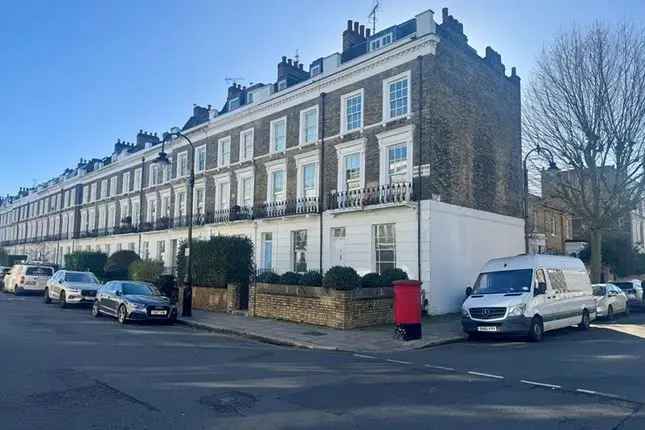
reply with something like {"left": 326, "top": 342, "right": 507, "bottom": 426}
{"left": 424, "top": 364, "right": 456, "bottom": 372}
{"left": 467, "top": 371, "right": 504, "bottom": 380}
{"left": 576, "top": 388, "right": 620, "bottom": 399}
{"left": 520, "top": 380, "right": 561, "bottom": 389}
{"left": 353, "top": 354, "right": 377, "bottom": 359}
{"left": 386, "top": 359, "right": 411, "bottom": 365}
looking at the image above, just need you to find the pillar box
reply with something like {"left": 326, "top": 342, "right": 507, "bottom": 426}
{"left": 393, "top": 280, "right": 422, "bottom": 340}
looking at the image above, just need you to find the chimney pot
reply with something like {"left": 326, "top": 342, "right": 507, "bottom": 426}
{"left": 299, "top": 63, "right": 303, "bottom": 70}
{"left": 282, "top": 56, "right": 287, "bottom": 63}
{"left": 353, "top": 21, "right": 359, "bottom": 32}
{"left": 287, "top": 58, "right": 292, "bottom": 66}
{"left": 366, "top": 28, "right": 371, "bottom": 37}
{"left": 359, "top": 24, "right": 365, "bottom": 36}
{"left": 347, "top": 20, "right": 352, "bottom": 31}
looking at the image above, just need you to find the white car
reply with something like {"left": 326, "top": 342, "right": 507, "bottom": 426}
{"left": 44, "top": 270, "right": 101, "bottom": 307}
{"left": 4, "top": 265, "right": 54, "bottom": 295}
{"left": 593, "top": 283, "right": 629, "bottom": 319}
{"left": 612, "top": 280, "right": 644, "bottom": 305}
{"left": 462, "top": 255, "right": 597, "bottom": 342}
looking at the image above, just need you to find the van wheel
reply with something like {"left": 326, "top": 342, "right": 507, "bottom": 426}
{"left": 578, "top": 310, "right": 591, "bottom": 330}
{"left": 607, "top": 305, "right": 614, "bottom": 321}
{"left": 528, "top": 317, "right": 544, "bottom": 342}
{"left": 43, "top": 288, "right": 51, "bottom": 304}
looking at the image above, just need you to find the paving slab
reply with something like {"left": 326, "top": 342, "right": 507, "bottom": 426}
{"left": 179, "top": 310, "right": 465, "bottom": 353}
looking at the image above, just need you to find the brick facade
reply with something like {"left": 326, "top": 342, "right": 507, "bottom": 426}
{"left": 251, "top": 283, "right": 394, "bottom": 329}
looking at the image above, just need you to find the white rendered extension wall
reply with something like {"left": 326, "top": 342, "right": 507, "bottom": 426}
{"left": 428, "top": 200, "right": 524, "bottom": 315}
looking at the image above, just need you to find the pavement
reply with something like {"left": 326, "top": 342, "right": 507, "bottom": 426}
{"left": 179, "top": 309, "right": 465, "bottom": 353}
{"left": 1, "top": 292, "right": 644, "bottom": 429}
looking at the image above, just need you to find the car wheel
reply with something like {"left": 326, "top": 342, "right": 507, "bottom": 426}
{"left": 43, "top": 288, "right": 51, "bottom": 304}
{"left": 14, "top": 285, "right": 22, "bottom": 296}
{"left": 607, "top": 305, "right": 614, "bottom": 321}
{"left": 59, "top": 292, "right": 67, "bottom": 308}
{"left": 91, "top": 302, "right": 101, "bottom": 318}
{"left": 117, "top": 305, "right": 128, "bottom": 324}
{"left": 578, "top": 310, "right": 591, "bottom": 330}
{"left": 528, "top": 316, "right": 544, "bottom": 342}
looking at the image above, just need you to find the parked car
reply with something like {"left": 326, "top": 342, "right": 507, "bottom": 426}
{"left": 3, "top": 264, "right": 54, "bottom": 295}
{"left": 44, "top": 270, "right": 101, "bottom": 307}
{"left": 92, "top": 281, "right": 177, "bottom": 324}
{"left": 462, "top": 255, "right": 596, "bottom": 342}
{"left": 611, "top": 280, "right": 644, "bottom": 305}
{"left": 593, "top": 283, "right": 629, "bottom": 319}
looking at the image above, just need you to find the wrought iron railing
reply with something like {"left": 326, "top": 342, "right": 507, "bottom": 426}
{"left": 327, "top": 182, "right": 413, "bottom": 210}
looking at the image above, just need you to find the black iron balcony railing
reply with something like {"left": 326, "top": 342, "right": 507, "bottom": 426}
{"left": 328, "top": 182, "right": 413, "bottom": 210}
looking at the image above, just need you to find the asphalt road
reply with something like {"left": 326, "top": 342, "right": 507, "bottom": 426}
{"left": 0, "top": 293, "right": 643, "bottom": 430}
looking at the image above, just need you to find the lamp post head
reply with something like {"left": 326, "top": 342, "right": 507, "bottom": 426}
{"left": 170, "top": 126, "right": 181, "bottom": 135}
{"left": 547, "top": 160, "right": 558, "bottom": 171}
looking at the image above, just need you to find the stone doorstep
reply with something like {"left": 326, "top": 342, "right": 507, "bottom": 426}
{"left": 177, "top": 315, "right": 466, "bottom": 353}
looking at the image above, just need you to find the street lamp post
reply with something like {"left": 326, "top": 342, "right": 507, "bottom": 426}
{"left": 153, "top": 127, "right": 195, "bottom": 317}
{"left": 523, "top": 146, "right": 558, "bottom": 254}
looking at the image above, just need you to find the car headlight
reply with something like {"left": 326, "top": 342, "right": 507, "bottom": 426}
{"left": 461, "top": 307, "right": 470, "bottom": 318}
{"left": 129, "top": 302, "right": 147, "bottom": 310}
{"left": 508, "top": 304, "right": 526, "bottom": 317}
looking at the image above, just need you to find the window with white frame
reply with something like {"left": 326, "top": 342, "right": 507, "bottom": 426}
{"left": 147, "top": 198, "right": 157, "bottom": 223}
{"left": 195, "top": 145, "right": 207, "bottom": 172}
{"left": 159, "top": 194, "right": 170, "bottom": 219}
{"left": 217, "top": 137, "right": 231, "bottom": 167}
{"left": 120, "top": 199, "right": 130, "bottom": 223}
{"left": 336, "top": 139, "right": 365, "bottom": 192}
{"left": 374, "top": 223, "right": 396, "bottom": 274}
{"left": 101, "top": 179, "right": 108, "bottom": 199}
{"left": 131, "top": 200, "right": 140, "bottom": 226}
{"left": 236, "top": 168, "right": 254, "bottom": 209}
{"left": 194, "top": 187, "right": 205, "bottom": 216}
{"left": 310, "top": 64, "right": 321, "bottom": 76}
{"left": 299, "top": 106, "right": 318, "bottom": 145}
{"left": 98, "top": 206, "right": 106, "bottom": 229}
{"left": 341, "top": 89, "right": 364, "bottom": 134}
{"left": 261, "top": 232, "right": 273, "bottom": 270}
{"left": 383, "top": 71, "right": 410, "bottom": 121}
{"left": 369, "top": 32, "right": 393, "bottom": 51}
{"left": 177, "top": 152, "right": 188, "bottom": 177}
{"left": 88, "top": 208, "right": 96, "bottom": 230}
{"left": 239, "top": 128, "right": 254, "bottom": 161}
{"left": 107, "top": 204, "right": 116, "bottom": 228}
{"left": 149, "top": 164, "right": 160, "bottom": 187}
{"left": 295, "top": 151, "right": 319, "bottom": 199}
{"left": 214, "top": 176, "right": 230, "bottom": 211}
{"left": 110, "top": 176, "right": 118, "bottom": 196}
{"left": 292, "top": 230, "right": 308, "bottom": 272}
{"left": 270, "top": 117, "right": 287, "bottom": 153}
{"left": 246, "top": 92, "right": 255, "bottom": 104}
{"left": 175, "top": 190, "right": 186, "bottom": 218}
{"left": 133, "top": 168, "right": 142, "bottom": 190}
{"left": 277, "top": 80, "right": 287, "bottom": 91}
{"left": 122, "top": 171, "right": 131, "bottom": 193}
{"left": 90, "top": 183, "right": 97, "bottom": 201}
{"left": 265, "top": 160, "right": 286, "bottom": 203}
{"left": 377, "top": 125, "right": 414, "bottom": 186}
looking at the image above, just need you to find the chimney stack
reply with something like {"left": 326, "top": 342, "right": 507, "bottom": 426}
{"left": 343, "top": 19, "right": 367, "bottom": 52}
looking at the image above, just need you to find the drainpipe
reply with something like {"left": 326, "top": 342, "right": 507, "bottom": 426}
{"left": 138, "top": 156, "right": 145, "bottom": 256}
{"left": 416, "top": 56, "right": 424, "bottom": 282}
{"left": 319, "top": 92, "right": 326, "bottom": 274}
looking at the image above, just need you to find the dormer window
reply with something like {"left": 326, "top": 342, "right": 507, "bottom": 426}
{"left": 310, "top": 64, "right": 321, "bottom": 76}
{"left": 277, "top": 80, "right": 287, "bottom": 91}
{"left": 369, "top": 32, "right": 393, "bottom": 51}
{"left": 246, "top": 92, "right": 254, "bottom": 104}
{"left": 228, "top": 97, "right": 240, "bottom": 111}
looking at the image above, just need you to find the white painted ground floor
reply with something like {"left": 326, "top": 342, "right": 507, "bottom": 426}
{"left": 5, "top": 200, "right": 524, "bottom": 315}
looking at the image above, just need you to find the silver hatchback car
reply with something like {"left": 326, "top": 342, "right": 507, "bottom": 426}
{"left": 593, "top": 283, "right": 629, "bottom": 319}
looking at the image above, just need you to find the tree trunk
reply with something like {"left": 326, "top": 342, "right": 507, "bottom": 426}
{"left": 590, "top": 229, "right": 603, "bottom": 283}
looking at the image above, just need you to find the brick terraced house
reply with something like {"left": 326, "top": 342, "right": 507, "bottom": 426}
{"left": 0, "top": 8, "right": 524, "bottom": 314}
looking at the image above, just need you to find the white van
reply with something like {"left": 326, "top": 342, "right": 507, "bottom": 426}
{"left": 461, "top": 255, "right": 596, "bottom": 342}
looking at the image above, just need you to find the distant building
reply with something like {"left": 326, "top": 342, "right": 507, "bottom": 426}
{"left": 527, "top": 194, "right": 572, "bottom": 255}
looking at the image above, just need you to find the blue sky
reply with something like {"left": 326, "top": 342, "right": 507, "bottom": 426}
{"left": 1, "top": 0, "right": 644, "bottom": 196}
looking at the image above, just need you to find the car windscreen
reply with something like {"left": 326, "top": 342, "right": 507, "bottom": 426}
{"left": 613, "top": 282, "right": 635, "bottom": 291}
{"left": 25, "top": 267, "right": 53, "bottom": 277}
{"left": 592, "top": 286, "right": 606, "bottom": 296}
{"left": 472, "top": 269, "right": 533, "bottom": 294}
{"left": 122, "top": 283, "right": 159, "bottom": 296}
{"left": 65, "top": 272, "right": 99, "bottom": 283}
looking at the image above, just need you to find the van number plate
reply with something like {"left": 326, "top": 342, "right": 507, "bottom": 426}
{"left": 477, "top": 326, "right": 498, "bottom": 332}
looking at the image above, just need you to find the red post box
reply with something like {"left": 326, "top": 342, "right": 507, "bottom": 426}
{"left": 393, "top": 280, "right": 422, "bottom": 340}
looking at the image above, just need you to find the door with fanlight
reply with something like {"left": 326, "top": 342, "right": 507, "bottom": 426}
{"left": 330, "top": 227, "right": 346, "bottom": 268}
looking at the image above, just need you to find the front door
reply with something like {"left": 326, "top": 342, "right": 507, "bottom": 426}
{"left": 330, "top": 227, "right": 346, "bottom": 267}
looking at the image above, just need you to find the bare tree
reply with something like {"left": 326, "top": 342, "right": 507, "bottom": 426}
{"left": 524, "top": 23, "right": 645, "bottom": 282}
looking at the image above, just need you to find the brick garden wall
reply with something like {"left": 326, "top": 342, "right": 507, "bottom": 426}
{"left": 192, "top": 287, "right": 228, "bottom": 312}
{"left": 251, "top": 283, "right": 393, "bottom": 329}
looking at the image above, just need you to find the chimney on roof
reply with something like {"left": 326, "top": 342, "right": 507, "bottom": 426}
{"left": 484, "top": 46, "right": 505, "bottom": 74}
{"left": 343, "top": 19, "right": 367, "bottom": 52}
{"left": 440, "top": 8, "right": 468, "bottom": 44}
{"left": 227, "top": 83, "right": 242, "bottom": 101}
{"left": 277, "top": 55, "right": 310, "bottom": 90}
{"left": 136, "top": 129, "right": 160, "bottom": 149}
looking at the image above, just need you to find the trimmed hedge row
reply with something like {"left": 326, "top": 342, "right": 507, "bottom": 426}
{"left": 257, "top": 266, "right": 408, "bottom": 290}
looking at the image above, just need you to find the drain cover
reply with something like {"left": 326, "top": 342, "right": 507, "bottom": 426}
{"left": 199, "top": 391, "right": 257, "bottom": 416}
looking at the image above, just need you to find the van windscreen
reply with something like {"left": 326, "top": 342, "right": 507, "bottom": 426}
{"left": 473, "top": 269, "right": 533, "bottom": 295}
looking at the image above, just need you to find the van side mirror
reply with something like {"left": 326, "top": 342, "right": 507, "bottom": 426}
{"left": 465, "top": 286, "right": 473, "bottom": 297}
{"left": 535, "top": 282, "right": 547, "bottom": 296}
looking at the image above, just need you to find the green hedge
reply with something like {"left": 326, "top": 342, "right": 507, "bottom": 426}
{"left": 280, "top": 271, "right": 302, "bottom": 285}
{"left": 177, "top": 235, "right": 254, "bottom": 288}
{"left": 128, "top": 259, "right": 164, "bottom": 283}
{"left": 322, "top": 266, "right": 361, "bottom": 290}
{"left": 300, "top": 271, "right": 323, "bottom": 286}
{"left": 64, "top": 251, "right": 108, "bottom": 279}
{"left": 104, "top": 250, "right": 140, "bottom": 281}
